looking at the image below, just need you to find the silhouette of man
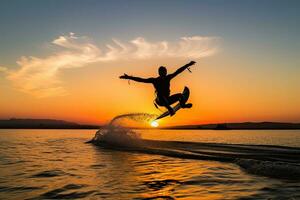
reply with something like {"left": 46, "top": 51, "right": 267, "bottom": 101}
{"left": 120, "top": 61, "right": 196, "bottom": 116}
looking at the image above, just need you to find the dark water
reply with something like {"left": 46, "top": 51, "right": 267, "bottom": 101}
{"left": 0, "top": 129, "right": 300, "bottom": 200}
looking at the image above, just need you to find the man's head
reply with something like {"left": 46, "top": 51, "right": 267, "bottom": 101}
{"left": 158, "top": 66, "right": 167, "bottom": 76}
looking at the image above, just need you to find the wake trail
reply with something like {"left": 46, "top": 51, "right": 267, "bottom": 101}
{"left": 89, "top": 113, "right": 300, "bottom": 180}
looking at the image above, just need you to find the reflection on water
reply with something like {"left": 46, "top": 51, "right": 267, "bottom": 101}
{"left": 139, "top": 129, "right": 300, "bottom": 148}
{"left": 0, "top": 129, "right": 299, "bottom": 199}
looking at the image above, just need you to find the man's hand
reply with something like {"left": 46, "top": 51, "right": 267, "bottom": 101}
{"left": 188, "top": 61, "right": 196, "bottom": 66}
{"left": 119, "top": 73, "right": 130, "bottom": 79}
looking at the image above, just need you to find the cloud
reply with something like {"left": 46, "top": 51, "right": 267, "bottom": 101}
{"left": 5, "top": 33, "right": 219, "bottom": 97}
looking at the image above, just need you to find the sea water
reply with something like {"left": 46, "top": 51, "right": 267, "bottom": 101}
{"left": 0, "top": 129, "right": 300, "bottom": 199}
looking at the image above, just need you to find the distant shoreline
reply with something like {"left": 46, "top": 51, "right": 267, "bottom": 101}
{"left": 0, "top": 118, "right": 300, "bottom": 130}
{"left": 0, "top": 127, "right": 100, "bottom": 130}
{"left": 0, "top": 118, "right": 100, "bottom": 129}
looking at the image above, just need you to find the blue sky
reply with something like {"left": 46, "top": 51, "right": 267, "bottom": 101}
{"left": 1, "top": 0, "right": 299, "bottom": 67}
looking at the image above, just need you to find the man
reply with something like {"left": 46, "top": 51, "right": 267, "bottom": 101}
{"left": 120, "top": 61, "right": 196, "bottom": 116}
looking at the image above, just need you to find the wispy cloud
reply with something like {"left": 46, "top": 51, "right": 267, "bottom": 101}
{"left": 5, "top": 33, "right": 219, "bottom": 97}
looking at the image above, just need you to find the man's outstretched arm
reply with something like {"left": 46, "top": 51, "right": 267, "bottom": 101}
{"left": 169, "top": 61, "right": 196, "bottom": 79}
{"left": 119, "top": 74, "right": 153, "bottom": 83}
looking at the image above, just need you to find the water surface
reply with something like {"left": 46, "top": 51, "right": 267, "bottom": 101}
{"left": 0, "top": 129, "right": 299, "bottom": 199}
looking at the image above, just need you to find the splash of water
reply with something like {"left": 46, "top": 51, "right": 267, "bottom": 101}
{"left": 91, "top": 113, "right": 157, "bottom": 146}
{"left": 110, "top": 113, "right": 158, "bottom": 125}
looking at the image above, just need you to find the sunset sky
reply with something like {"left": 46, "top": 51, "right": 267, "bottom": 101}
{"left": 0, "top": 0, "right": 299, "bottom": 126}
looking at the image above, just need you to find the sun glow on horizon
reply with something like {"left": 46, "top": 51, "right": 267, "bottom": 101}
{"left": 151, "top": 121, "right": 159, "bottom": 127}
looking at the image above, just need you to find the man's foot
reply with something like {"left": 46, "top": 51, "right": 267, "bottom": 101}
{"left": 181, "top": 103, "right": 192, "bottom": 108}
{"left": 168, "top": 108, "right": 175, "bottom": 116}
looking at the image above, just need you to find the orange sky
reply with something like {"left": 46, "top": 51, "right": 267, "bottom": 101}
{"left": 1, "top": 1, "right": 300, "bottom": 126}
{"left": 1, "top": 52, "right": 299, "bottom": 126}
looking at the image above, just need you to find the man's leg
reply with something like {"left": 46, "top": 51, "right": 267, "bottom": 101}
{"left": 168, "top": 93, "right": 192, "bottom": 108}
{"left": 155, "top": 96, "right": 175, "bottom": 116}
{"left": 165, "top": 104, "right": 175, "bottom": 116}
